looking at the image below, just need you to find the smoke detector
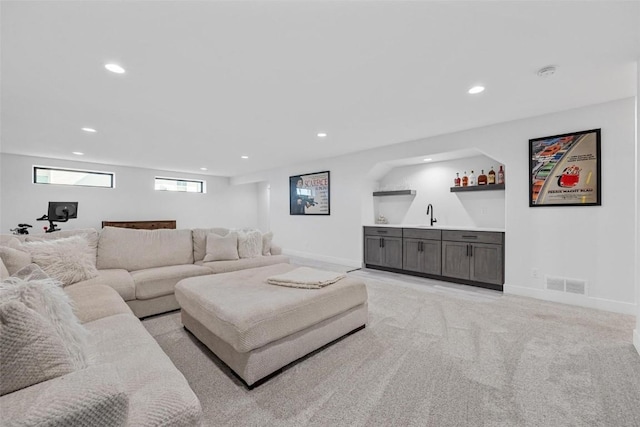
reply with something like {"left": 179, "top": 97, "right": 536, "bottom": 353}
{"left": 537, "top": 66, "right": 557, "bottom": 78}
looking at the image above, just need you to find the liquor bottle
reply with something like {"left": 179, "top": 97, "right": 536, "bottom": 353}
{"left": 454, "top": 173, "right": 461, "bottom": 187}
{"left": 498, "top": 165, "right": 505, "bottom": 184}
{"left": 478, "top": 169, "right": 487, "bottom": 185}
{"left": 488, "top": 166, "right": 496, "bottom": 184}
{"left": 462, "top": 171, "right": 468, "bottom": 187}
{"left": 469, "top": 170, "right": 476, "bottom": 186}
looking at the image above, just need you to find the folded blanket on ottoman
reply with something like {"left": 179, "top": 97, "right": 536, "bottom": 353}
{"left": 267, "top": 267, "right": 345, "bottom": 289}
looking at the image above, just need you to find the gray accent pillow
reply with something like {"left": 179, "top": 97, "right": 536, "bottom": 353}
{"left": 204, "top": 232, "right": 239, "bottom": 262}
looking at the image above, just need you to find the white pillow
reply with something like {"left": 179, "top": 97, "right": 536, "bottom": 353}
{"left": 203, "top": 232, "right": 239, "bottom": 262}
{"left": 0, "top": 300, "right": 75, "bottom": 396}
{"left": 0, "top": 276, "right": 89, "bottom": 370}
{"left": 0, "top": 257, "right": 10, "bottom": 280}
{"left": 0, "top": 246, "right": 32, "bottom": 276}
{"left": 262, "top": 231, "right": 274, "bottom": 256}
{"left": 237, "top": 230, "right": 262, "bottom": 259}
{"left": 21, "top": 235, "right": 99, "bottom": 286}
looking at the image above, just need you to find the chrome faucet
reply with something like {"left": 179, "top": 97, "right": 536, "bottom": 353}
{"left": 426, "top": 204, "right": 437, "bottom": 226}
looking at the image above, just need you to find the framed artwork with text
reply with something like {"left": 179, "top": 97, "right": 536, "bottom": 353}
{"left": 289, "top": 171, "right": 330, "bottom": 215}
{"left": 529, "top": 128, "right": 601, "bottom": 207}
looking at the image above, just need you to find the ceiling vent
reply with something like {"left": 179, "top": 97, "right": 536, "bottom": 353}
{"left": 537, "top": 66, "right": 557, "bottom": 78}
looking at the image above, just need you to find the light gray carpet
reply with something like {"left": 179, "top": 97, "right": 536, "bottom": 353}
{"left": 143, "top": 272, "right": 640, "bottom": 427}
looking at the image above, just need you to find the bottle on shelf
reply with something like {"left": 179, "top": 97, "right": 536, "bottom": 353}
{"left": 488, "top": 166, "right": 496, "bottom": 184}
{"left": 469, "top": 170, "right": 476, "bottom": 186}
{"left": 462, "top": 171, "right": 468, "bottom": 187}
{"left": 454, "top": 172, "right": 461, "bottom": 187}
{"left": 498, "top": 165, "right": 505, "bottom": 184}
{"left": 478, "top": 169, "right": 487, "bottom": 185}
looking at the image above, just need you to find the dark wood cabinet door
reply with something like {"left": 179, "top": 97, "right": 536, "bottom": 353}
{"left": 441, "top": 241, "right": 470, "bottom": 280}
{"left": 403, "top": 238, "right": 422, "bottom": 272}
{"left": 470, "top": 243, "right": 503, "bottom": 285}
{"left": 421, "top": 239, "right": 442, "bottom": 276}
{"left": 364, "top": 236, "right": 382, "bottom": 266}
{"left": 381, "top": 237, "right": 403, "bottom": 269}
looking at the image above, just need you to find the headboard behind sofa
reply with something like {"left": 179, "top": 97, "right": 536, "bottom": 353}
{"left": 101, "top": 220, "right": 176, "bottom": 230}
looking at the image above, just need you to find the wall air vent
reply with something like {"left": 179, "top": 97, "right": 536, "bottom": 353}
{"left": 546, "top": 276, "right": 565, "bottom": 292}
{"left": 565, "top": 279, "right": 587, "bottom": 295}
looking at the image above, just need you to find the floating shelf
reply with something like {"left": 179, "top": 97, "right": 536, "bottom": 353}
{"left": 373, "top": 190, "right": 416, "bottom": 197}
{"left": 450, "top": 183, "right": 505, "bottom": 193}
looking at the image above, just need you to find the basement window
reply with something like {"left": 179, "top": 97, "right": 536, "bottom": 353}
{"left": 33, "top": 166, "right": 115, "bottom": 188}
{"left": 154, "top": 177, "right": 205, "bottom": 193}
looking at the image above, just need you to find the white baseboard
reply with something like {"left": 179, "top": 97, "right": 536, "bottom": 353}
{"left": 504, "top": 284, "right": 636, "bottom": 315}
{"left": 634, "top": 330, "right": 640, "bottom": 356}
{"left": 282, "top": 249, "right": 361, "bottom": 269}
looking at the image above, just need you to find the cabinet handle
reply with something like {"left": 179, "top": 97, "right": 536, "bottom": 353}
{"left": 377, "top": 230, "right": 388, "bottom": 234}
{"left": 469, "top": 245, "right": 473, "bottom": 257}
{"left": 381, "top": 238, "right": 385, "bottom": 248}
{"left": 466, "top": 244, "right": 470, "bottom": 256}
{"left": 462, "top": 235, "right": 478, "bottom": 239}
{"left": 419, "top": 241, "right": 423, "bottom": 252}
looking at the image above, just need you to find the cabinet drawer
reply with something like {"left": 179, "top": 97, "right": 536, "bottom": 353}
{"left": 402, "top": 228, "right": 442, "bottom": 240}
{"left": 441, "top": 230, "right": 503, "bottom": 245}
{"left": 364, "top": 227, "right": 402, "bottom": 237}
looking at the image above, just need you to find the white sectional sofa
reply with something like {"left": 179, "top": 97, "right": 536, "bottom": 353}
{"left": 0, "top": 225, "right": 289, "bottom": 426}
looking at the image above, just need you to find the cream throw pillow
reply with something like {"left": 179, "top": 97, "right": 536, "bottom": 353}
{"left": 203, "top": 232, "right": 239, "bottom": 262}
{"left": 0, "top": 246, "right": 32, "bottom": 276}
{"left": 0, "top": 258, "right": 9, "bottom": 280}
{"left": 237, "top": 230, "right": 262, "bottom": 259}
{"left": 0, "top": 277, "right": 89, "bottom": 370}
{"left": 0, "top": 300, "right": 74, "bottom": 395}
{"left": 21, "top": 235, "right": 98, "bottom": 286}
{"left": 262, "top": 231, "right": 274, "bottom": 256}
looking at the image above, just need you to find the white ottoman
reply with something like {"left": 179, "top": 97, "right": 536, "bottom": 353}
{"left": 175, "top": 263, "right": 368, "bottom": 387}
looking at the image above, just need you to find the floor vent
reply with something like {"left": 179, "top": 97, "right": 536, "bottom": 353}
{"left": 565, "top": 279, "right": 587, "bottom": 295}
{"left": 546, "top": 276, "right": 565, "bottom": 292}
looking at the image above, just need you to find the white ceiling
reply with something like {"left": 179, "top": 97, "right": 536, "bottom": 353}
{"left": 1, "top": 1, "right": 639, "bottom": 178}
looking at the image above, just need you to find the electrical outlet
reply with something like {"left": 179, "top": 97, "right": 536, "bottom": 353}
{"left": 531, "top": 268, "right": 540, "bottom": 279}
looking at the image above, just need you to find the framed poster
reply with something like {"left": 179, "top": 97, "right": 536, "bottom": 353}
{"left": 529, "top": 128, "right": 601, "bottom": 207}
{"left": 289, "top": 171, "right": 330, "bottom": 215}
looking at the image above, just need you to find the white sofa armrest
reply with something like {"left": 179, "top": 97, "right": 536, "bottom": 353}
{"left": 0, "top": 363, "right": 128, "bottom": 427}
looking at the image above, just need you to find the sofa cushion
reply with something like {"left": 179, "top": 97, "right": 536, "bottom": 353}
{"left": 85, "top": 313, "right": 202, "bottom": 426}
{"left": 192, "top": 227, "right": 230, "bottom": 262}
{"left": 71, "top": 269, "right": 136, "bottom": 302}
{"left": 132, "top": 264, "right": 212, "bottom": 300}
{"left": 237, "top": 230, "right": 262, "bottom": 259}
{"left": 0, "top": 246, "right": 31, "bottom": 276}
{"left": 21, "top": 235, "right": 99, "bottom": 286}
{"left": 0, "top": 363, "right": 129, "bottom": 427}
{"left": 262, "top": 231, "right": 274, "bottom": 256}
{"left": 0, "top": 277, "right": 89, "bottom": 370}
{"left": 0, "top": 257, "right": 9, "bottom": 280}
{"left": 202, "top": 254, "right": 290, "bottom": 274}
{"left": 65, "top": 284, "right": 132, "bottom": 324}
{"left": 203, "top": 232, "right": 239, "bottom": 262}
{"left": 0, "top": 300, "right": 74, "bottom": 396}
{"left": 97, "top": 227, "right": 194, "bottom": 271}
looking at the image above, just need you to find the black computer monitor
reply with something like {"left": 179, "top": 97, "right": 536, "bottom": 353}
{"left": 47, "top": 202, "right": 78, "bottom": 221}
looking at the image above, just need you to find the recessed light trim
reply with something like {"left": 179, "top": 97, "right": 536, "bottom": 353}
{"left": 241, "top": 155, "right": 249, "bottom": 159}
{"left": 200, "top": 167, "right": 208, "bottom": 171}
{"left": 105, "top": 63, "right": 125, "bottom": 74}
{"left": 468, "top": 86, "right": 485, "bottom": 94}
{"left": 72, "top": 151, "right": 84, "bottom": 156}
{"left": 81, "top": 127, "right": 97, "bottom": 133}
{"left": 423, "top": 158, "right": 432, "bottom": 162}
{"left": 317, "top": 132, "right": 328, "bottom": 138}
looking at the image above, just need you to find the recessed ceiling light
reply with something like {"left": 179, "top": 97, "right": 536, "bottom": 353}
{"left": 241, "top": 155, "right": 249, "bottom": 159}
{"left": 423, "top": 158, "right": 432, "bottom": 162}
{"left": 468, "top": 86, "right": 485, "bottom": 94}
{"left": 72, "top": 151, "right": 84, "bottom": 156}
{"left": 200, "top": 167, "right": 208, "bottom": 171}
{"left": 105, "top": 63, "right": 125, "bottom": 74}
{"left": 317, "top": 132, "right": 328, "bottom": 138}
{"left": 81, "top": 127, "right": 97, "bottom": 133}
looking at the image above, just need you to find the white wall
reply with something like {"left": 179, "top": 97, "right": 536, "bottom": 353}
{"left": 0, "top": 154, "right": 260, "bottom": 233}
{"left": 375, "top": 155, "right": 505, "bottom": 228}
{"left": 635, "top": 60, "right": 640, "bottom": 353}
{"left": 235, "top": 97, "right": 637, "bottom": 314}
